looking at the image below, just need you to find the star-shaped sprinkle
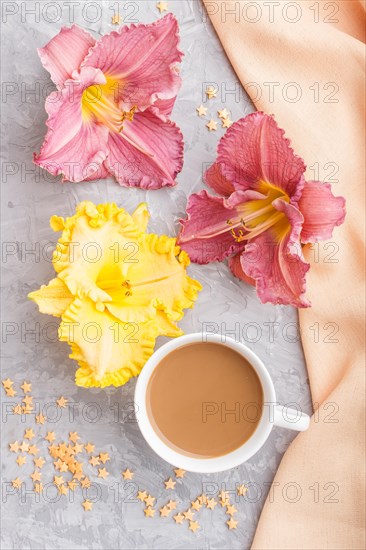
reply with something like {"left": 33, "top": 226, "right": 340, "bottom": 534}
{"left": 34, "top": 457, "right": 45, "bottom": 469}
{"left": 189, "top": 520, "right": 200, "bottom": 533}
{"left": 206, "top": 86, "right": 217, "bottom": 99}
{"left": 144, "top": 506, "right": 155, "bottom": 518}
{"left": 56, "top": 396, "right": 68, "bottom": 408}
{"left": 99, "top": 452, "right": 110, "bottom": 464}
{"left": 84, "top": 442, "right": 95, "bottom": 454}
{"left": 35, "top": 413, "right": 45, "bottom": 424}
{"left": 206, "top": 498, "right": 217, "bottom": 510}
{"left": 226, "top": 504, "right": 238, "bottom": 515}
{"left": 58, "top": 484, "right": 68, "bottom": 496}
{"left": 111, "top": 14, "right": 122, "bottom": 25}
{"left": 174, "top": 468, "right": 186, "bottom": 478}
{"left": 98, "top": 467, "right": 109, "bottom": 479}
{"left": 156, "top": 1, "right": 168, "bottom": 13}
{"left": 81, "top": 477, "right": 91, "bottom": 489}
{"left": 173, "top": 512, "right": 184, "bottom": 524}
{"left": 69, "top": 432, "right": 80, "bottom": 443}
{"left": 164, "top": 477, "right": 176, "bottom": 490}
{"left": 218, "top": 108, "right": 230, "bottom": 119}
{"left": 12, "top": 477, "right": 22, "bottom": 489}
{"left": 24, "top": 428, "right": 35, "bottom": 440}
{"left": 191, "top": 499, "right": 202, "bottom": 511}
{"left": 183, "top": 509, "right": 194, "bottom": 521}
{"left": 68, "top": 480, "right": 78, "bottom": 491}
{"left": 19, "top": 441, "right": 29, "bottom": 453}
{"left": 16, "top": 455, "right": 26, "bottom": 467}
{"left": 9, "top": 441, "right": 19, "bottom": 453}
{"left": 20, "top": 381, "right": 32, "bottom": 393}
{"left": 22, "top": 405, "right": 33, "bottom": 415}
{"left": 34, "top": 482, "right": 43, "bottom": 493}
{"left": 237, "top": 484, "right": 247, "bottom": 496}
{"left": 82, "top": 499, "right": 93, "bottom": 511}
{"left": 159, "top": 505, "right": 171, "bottom": 517}
{"left": 122, "top": 468, "right": 134, "bottom": 480}
{"left": 73, "top": 443, "right": 84, "bottom": 454}
{"left": 22, "top": 395, "right": 33, "bottom": 406}
{"left": 227, "top": 517, "right": 238, "bottom": 530}
{"left": 30, "top": 470, "right": 42, "bottom": 482}
{"left": 137, "top": 490, "right": 148, "bottom": 502}
{"left": 145, "top": 495, "right": 155, "bottom": 507}
{"left": 13, "top": 404, "right": 22, "bottom": 415}
{"left": 206, "top": 119, "right": 218, "bottom": 132}
{"left": 2, "top": 378, "right": 14, "bottom": 389}
{"left": 197, "top": 494, "right": 207, "bottom": 505}
{"left": 45, "top": 432, "right": 56, "bottom": 443}
{"left": 167, "top": 500, "right": 177, "bottom": 510}
{"left": 222, "top": 118, "right": 233, "bottom": 129}
{"left": 5, "top": 387, "right": 16, "bottom": 397}
{"left": 28, "top": 445, "right": 39, "bottom": 456}
{"left": 73, "top": 471, "right": 84, "bottom": 481}
{"left": 196, "top": 105, "right": 207, "bottom": 117}
{"left": 53, "top": 475, "right": 64, "bottom": 486}
{"left": 89, "top": 456, "right": 100, "bottom": 467}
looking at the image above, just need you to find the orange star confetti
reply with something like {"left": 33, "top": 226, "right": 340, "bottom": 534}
{"left": 69, "top": 432, "right": 80, "bottom": 443}
{"left": 145, "top": 495, "right": 155, "bottom": 507}
{"left": 218, "top": 108, "right": 230, "bottom": 119}
{"left": 22, "top": 395, "right": 33, "bottom": 406}
{"left": 89, "top": 456, "right": 100, "bottom": 467}
{"left": 222, "top": 118, "right": 233, "bottom": 129}
{"left": 2, "top": 378, "right": 14, "bottom": 389}
{"left": 206, "top": 119, "right": 218, "bottom": 132}
{"left": 5, "top": 387, "right": 16, "bottom": 397}
{"left": 237, "top": 484, "right": 247, "bottom": 496}
{"left": 9, "top": 441, "right": 19, "bottom": 453}
{"left": 183, "top": 509, "right": 195, "bottom": 521}
{"left": 144, "top": 507, "right": 155, "bottom": 518}
{"left": 19, "top": 441, "right": 29, "bottom": 453}
{"left": 122, "top": 468, "right": 134, "bottom": 480}
{"left": 56, "top": 396, "right": 68, "bottom": 408}
{"left": 167, "top": 500, "right": 177, "bottom": 510}
{"left": 99, "top": 452, "right": 110, "bottom": 464}
{"left": 13, "top": 404, "right": 22, "bottom": 415}
{"left": 68, "top": 480, "right": 78, "bottom": 491}
{"left": 174, "top": 468, "right": 186, "bottom": 478}
{"left": 82, "top": 499, "right": 93, "bottom": 511}
{"left": 22, "top": 405, "right": 33, "bottom": 415}
{"left": 196, "top": 105, "right": 207, "bottom": 117}
{"left": 34, "top": 457, "right": 45, "bottom": 469}
{"left": 84, "top": 442, "right": 95, "bottom": 454}
{"left": 45, "top": 432, "right": 56, "bottom": 443}
{"left": 16, "top": 455, "right": 26, "bottom": 467}
{"left": 227, "top": 517, "right": 238, "bottom": 530}
{"left": 164, "top": 478, "right": 176, "bottom": 490}
{"left": 189, "top": 520, "right": 200, "bottom": 533}
{"left": 24, "top": 428, "right": 35, "bottom": 440}
{"left": 58, "top": 484, "right": 68, "bottom": 495}
{"left": 98, "top": 467, "right": 109, "bottom": 479}
{"left": 30, "top": 470, "right": 42, "bottom": 482}
{"left": 35, "top": 414, "right": 45, "bottom": 424}
{"left": 173, "top": 512, "right": 184, "bottom": 524}
{"left": 73, "top": 443, "right": 84, "bottom": 454}
{"left": 226, "top": 504, "right": 238, "bottom": 515}
{"left": 80, "top": 477, "right": 91, "bottom": 489}
{"left": 191, "top": 499, "right": 202, "bottom": 511}
{"left": 111, "top": 14, "right": 122, "bottom": 25}
{"left": 20, "top": 381, "right": 32, "bottom": 393}
{"left": 28, "top": 445, "right": 39, "bottom": 456}
{"left": 156, "top": 1, "right": 168, "bottom": 13}
{"left": 11, "top": 477, "right": 22, "bottom": 489}
{"left": 34, "top": 482, "right": 43, "bottom": 493}
{"left": 137, "top": 490, "right": 147, "bottom": 502}
{"left": 53, "top": 475, "right": 64, "bottom": 486}
{"left": 159, "top": 505, "right": 171, "bottom": 517}
{"left": 206, "top": 86, "right": 217, "bottom": 99}
{"left": 206, "top": 498, "right": 217, "bottom": 510}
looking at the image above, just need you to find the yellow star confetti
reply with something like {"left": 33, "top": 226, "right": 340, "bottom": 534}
{"left": 68, "top": 480, "right": 78, "bottom": 491}
{"left": 24, "top": 428, "right": 35, "bottom": 441}
{"left": 69, "top": 432, "right": 80, "bottom": 443}
{"left": 56, "top": 396, "right": 68, "bottom": 408}
{"left": 58, "top": 484, "right": 68, "bottom": 496}
{"left": 237, "top": 484, "right": 247, "bottom": 496}
{"left": 16, "top": 455, "right": 26, "bottom": 467}
{"left": 81, "top": 477, "right": 91, "bottom": 489}
{"left": 5, "top": 387, "right": 16, "bottom": 397}
{"left": 111, "top": 14, "right": 122, "bottom": 25}
{"left": 11, "top": 477, "right": 22, "bottom": 489}
{"left": 34, "top": 482, "right": 43, "bottom": 493}
{"left": 206, "top": 119, "right": 218, "bottom": 132}
{"left": 189, "top": 520, "right": 200, "bottom": 533}
{"left": 206, "top": 498, "right": 217, "bottom": 510}
{"left": 35, "top": 413, "right": 45, "bottom": 424}
{"left": 122, "top": 468, "right": 134, "bottom": 480}
{"left": 206, "top": 86, "right": 217, "bottom": 99}
{"left": 30, "top": 470, "right": 42, "bottom": 482}
{"left": 99, "top": 452, "right": 110, "bottom": 464}
{"left": 227, "top": 517, "right": 238, "bottom": 530}
{"left": 34, "top": 457, "right": 45, "bottom": 469}
{"left": 145, "top": 495, "right": 155, "bottom": 507}
{"left": 173, "top": 512, "right": 184, "bottom": 524}
{"left": 144, "top": 507, "right": 155, "bottom": 518}
{"left": 196, "top": 105, "right": 207, "bottom": 117}
{"left": 174, "top": 468, "right": 186, "bottom": 478}
{"left": 82, "top": 499, "right": 93, "bottom": 511}
{"left": 167, "top": 500, "right": 177, "bottom": 510}
{"left": 218, "top": 108, "right": 230, "bottom": 119}
{"left": 53, "top": 475, "right": 64, "bottom": 486}
{"left": 222, "top": 118, "right": 233, "bottom": 129}
{"left": 159, "top": 505, "right": 171, "bottom": 517}
{"left": 19, "top": 441, "right": 29, "bottom": 453}
{"left": 28, "top": 445, "right": 39, "bottom": 456}
{"left": 164, "top": 477, "right": 176, "bottom": 490}
{"left": 13, "top": 404, "right": 22, "bottom": 415}
{"left": 183, "top": 509, "right": 195, "bottom": 521}
{"left": 156, "top": 1, "right": 168, "bottom": 13}
{"left": 22, "top": 405, "right": 33, "bottom": 415}
{"left": 84, "top": 442, "right": 95, "bottom": 454}
{"left": 89, "top": 456, "right": 100, "bottom": 467}
{"left": 191, "top": 500, "right": 202, "bottom": 511}
{"left": 20, "top": 381, "right": 32, "bottom": 393}
{"left": 226, "top": 504, "right": 238, "bottom": 515}
{"left": 22, "top": 395, "right": 33, "bottom": 406}
{"left": 73, "top": 443, "right": 84, "bottom": 454}
{"left": 45, "top": 432, "right": 56, "bottom": 443}
{"left": 98, "top": 467, "right": 109, "bottom": 479}
{"left": 137, "top": 490, "right": 148, "bottom": 502}
{"left": 2, "top": 378, "right": 14, "bottom": 389}
{"left": 9, "top": 441, "right": 19, "bottom": 453}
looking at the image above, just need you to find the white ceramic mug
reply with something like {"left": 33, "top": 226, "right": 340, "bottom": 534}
{"left": 134, "top": 333, "right": 310, "bottom": 473}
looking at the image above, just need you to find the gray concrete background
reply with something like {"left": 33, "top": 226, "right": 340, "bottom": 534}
{"left": 1, "top": 1, "right": 312, "bottom": 548}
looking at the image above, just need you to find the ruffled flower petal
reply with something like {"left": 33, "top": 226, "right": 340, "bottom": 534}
{"left": 38, "top": 25, "right": 95, "bottom": 89}
{"left": 59, "top": 297, "right": 158, "bottom": 388}
{"left": 104, "top": 108, "right": 184, "bottom": 189}
{"left": 28, "top": 278, "right": 73, "bottom": 317}
{"left": 241, "top": 200, "right": 311, "bottom": 307}
{"left": 82, "top": 14, "right": 183, "bottom": 110}
{"left": 204, "top": 163, "right": 235, "bottom": 197}
{"left": 228, "top": 254, "right": 255, "bottom": 287}
{"left": 218, "top": 112, "right": 306, "bottom": 203}
{"left": 178, "top": 190, "right": 253, "bottom": 264}
{"left": 298, "top": 181, "right": 346, "bottom": 243}
{"left": 34, "top": 67, "right": 110, "bottom": 182}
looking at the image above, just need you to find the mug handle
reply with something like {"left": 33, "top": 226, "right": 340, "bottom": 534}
{"left": 273, "top": 405, "right": 310, "bottom": 432}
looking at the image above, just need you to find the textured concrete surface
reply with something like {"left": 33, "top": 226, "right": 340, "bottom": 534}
{"left": 1, "top": 1, "right": 312, "bottom": 549}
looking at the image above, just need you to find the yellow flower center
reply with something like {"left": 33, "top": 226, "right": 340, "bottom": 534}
{"left": 81, "top": 77, "right": 136, "bottom": 133}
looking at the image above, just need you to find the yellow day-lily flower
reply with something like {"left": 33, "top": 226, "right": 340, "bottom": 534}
{"left": 29, "top": 201, "right": 202, "bottom": 388}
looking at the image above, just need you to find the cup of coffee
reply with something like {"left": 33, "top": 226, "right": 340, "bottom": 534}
{"left": 134, "top": 333, "right": 310, "bottom": 473}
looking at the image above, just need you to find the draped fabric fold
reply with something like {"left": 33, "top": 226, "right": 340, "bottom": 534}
{"left": 202, "top": 1, "right": 365, "bottom": 548}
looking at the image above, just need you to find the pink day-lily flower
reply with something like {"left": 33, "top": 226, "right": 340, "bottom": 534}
{"left": 34, "top": 15, "right": 184, "bottom": 188}
{"left": 178, "top": 112, "right": 346, "bottom": 308}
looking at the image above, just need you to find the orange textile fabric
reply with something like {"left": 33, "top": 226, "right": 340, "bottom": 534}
{"left": 202, "top": 1, "right": 366, "bottom": 548}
